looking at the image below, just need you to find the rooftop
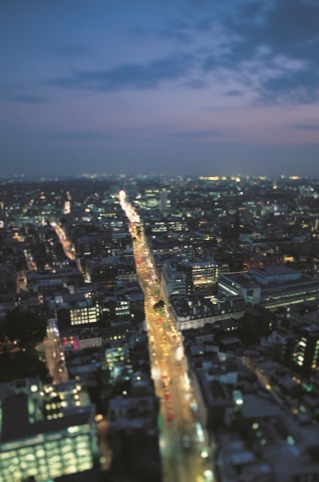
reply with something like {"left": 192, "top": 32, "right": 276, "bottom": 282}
{"left": 1, "top": 394, "right": 94, "bottom": 444}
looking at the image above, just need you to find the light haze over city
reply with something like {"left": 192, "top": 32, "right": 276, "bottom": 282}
{"left": 1, "top": 0, "right": 318, "bottom": 177}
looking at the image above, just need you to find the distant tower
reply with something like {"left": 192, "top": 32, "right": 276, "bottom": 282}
{"left": 233, "top": 208, "right": 240, "bottom": 240}
{"left": 0, "top": 201, "right": 4, "bottom": 229}
{"left": 160, "top": 189, "right": 170, "bottom": 214}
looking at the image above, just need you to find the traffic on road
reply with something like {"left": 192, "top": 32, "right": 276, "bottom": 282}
{"left": 120, "top": 191, "right": 215, "bottom": 482}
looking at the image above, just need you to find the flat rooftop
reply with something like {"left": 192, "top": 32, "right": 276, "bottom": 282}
{"left": 221, "top": 271, "right": 318, "bottom": 291}
{"left": 250, "top": 265, "right": 299, "bottom": 277}
{"left": 1, "top": 394, "right": 94, "bottom": 444}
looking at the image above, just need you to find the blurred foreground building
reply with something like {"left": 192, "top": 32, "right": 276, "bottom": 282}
{"left": 0, "top": 379, "right": 100, "bottom": 482}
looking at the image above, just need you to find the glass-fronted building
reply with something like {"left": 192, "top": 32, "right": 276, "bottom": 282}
{"left": 0, "top": 386, "right": 99, "bottom": 481}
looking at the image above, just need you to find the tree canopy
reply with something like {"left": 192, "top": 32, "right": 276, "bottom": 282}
{"left": 0, "top": 309, "right": 50, "bottom": 383}
{"left": 1, "top": 309, "right": 47, "bottom": 348}
{"left": 0, "top": 350, "right": 50, "bottom": 383}
{"left": 153, "top": 300, "right": 165, "bottom": 311}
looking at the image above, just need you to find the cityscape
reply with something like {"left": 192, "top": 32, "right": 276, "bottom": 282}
{"left": 1, "top": 1, "right": 319, "bottom": 481}
{"left": 1, "top": 174, "right": 319, "bottom": 482}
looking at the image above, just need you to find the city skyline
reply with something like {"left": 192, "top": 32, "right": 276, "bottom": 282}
{"left": 1, "top": 0, "right": 319, "bottom": 177}
{"left": 1, "top": 175, "right": 319, "bottom": 481}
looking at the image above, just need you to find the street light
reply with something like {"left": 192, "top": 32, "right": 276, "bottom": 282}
{"left": 203, "top": 469, "right": 214, "bottom": 480}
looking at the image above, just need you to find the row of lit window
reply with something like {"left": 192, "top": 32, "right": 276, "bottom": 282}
{"left": 1, "top": 460, "right": 92, "bottom": 482}
{"left": 1, "top": 434, "right": 90, "bottom": 455}
{"left": 70, "top": 318, "right": 97, "bottom": 323}
{"left": 1, "top": 441, "right": 91, "bottom": 461}
{"left": 268, "top": 298, "right": 317, "bottom": 309}
{"left": 106, "top": 356, "right": 125, "bottom": 362}
{"left": 265, "top": 284, "right": 319, "bottom": 296}
{"left": 1, "top": 451, "right": 92, "bottom": 481}
{"left": 71, "top": 319, "right": 97, "bottom": 325}
{"left": 70, "top": 310, "right": 96, "bottom": 316}
{"left": 70, "top": 316, "right": 97, "bottom": 322}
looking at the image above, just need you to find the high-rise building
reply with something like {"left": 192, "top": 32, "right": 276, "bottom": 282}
{"left": 161, "top": 260, "right": 186, "bottom": 300}
{"left": 0, "top": 380, "right": 100, "bottom": 482}
{"left": 181, "top": 260, "right": 219, "bottom": 295}
{"left": 159, "top": 189, "right": 170, "bottom": 214}
{"left": 290, "top": 328, "right": 319, "bottom": 372}
{"left": 56, "top": 294, "right": 100, "bottom": 328}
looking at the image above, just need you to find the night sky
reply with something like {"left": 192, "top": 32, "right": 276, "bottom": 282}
{"left": 1, "top": 0, "right": 319, "bottom": 178}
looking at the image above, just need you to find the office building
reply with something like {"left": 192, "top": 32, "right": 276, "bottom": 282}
{"left": 0, "top": 380, "right": 100, "bottom": 482}
{"left": 218, "top": 265, "right": 319, "bottom": 309}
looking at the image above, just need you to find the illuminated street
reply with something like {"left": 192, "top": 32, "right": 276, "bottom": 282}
{"left": 120, "top": 191, "right": 215, "bottom": 482}
{"left": 39, "top": 319, "right": 68, "bottom": 384}
{"left": 50, "top": 221, "right": 76, "bottom": 262}
{"left": 51, "top": 220, "right": 83, "bottom": 274}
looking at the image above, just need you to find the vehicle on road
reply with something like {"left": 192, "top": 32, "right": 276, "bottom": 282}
{"left": 182, "top": 435, "right": 191, "bottom": 448}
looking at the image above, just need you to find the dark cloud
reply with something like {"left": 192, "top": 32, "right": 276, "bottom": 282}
{"left": 50, "top": 45, "right": 87, "bottom": 57}
{"left": 157, "top": 18, "right": 193, "bottom": 43}
{"left": 240, "top": 1, "right": 265, "bottom": 19}
{"left": 202, "top": 55, "right": 220, "bottom": 72}
{"left": 123, "top": 1, "right": 319, "bottom": 106}
{"left": 290, "top": 123, "right": 319, "bottom": 130}
{"left": 183, "top": 78, "right": 206, "bottom": 89}
{"left": 225, "top": 90, "right": 243, "bottom": 97}
{"left": 48, "top": 131, "right": 117, "bottom": 141}
{"left": 266, "top": 0, "right": 319, "bottom": 53}
{"left": 8, "top": 94, "right": 48, "bottom": 104}
{"left": 200, "top": 0, "right": 319, "bottom": 104}
{"left": 167, "top": 129, "right": 219, "bottom": 141}
{"left": 260, "top": 69, "right": 319, "bottom": 104}
{"left": 226, "top": 0, "right": 319, "bottom": 57}
{"left": 48, "top": 54, "right": 194, "bottom": 91}
{"left": 48, "top": 127, "right": 219, "bottom": 144}
{"left": 195, "top": 17, "right": 214, "bottom": 32}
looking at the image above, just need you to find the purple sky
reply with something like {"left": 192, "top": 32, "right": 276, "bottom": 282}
{"left": 1, "top": 0, "right": 319, "bottom": 178}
